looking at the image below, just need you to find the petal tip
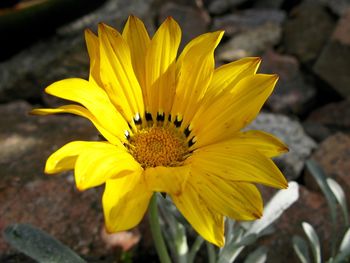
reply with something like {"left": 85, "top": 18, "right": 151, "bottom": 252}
{"left": 272, "top": 73, "right": 279, "bottom": 82}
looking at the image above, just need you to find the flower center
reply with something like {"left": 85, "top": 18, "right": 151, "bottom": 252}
{"left": 128, "top": 126, "right": 188, "bottom": 168}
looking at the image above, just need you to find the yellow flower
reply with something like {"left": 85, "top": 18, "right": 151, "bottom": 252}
{"left": 32, "top": 16, "right": 288, "bottom": 247}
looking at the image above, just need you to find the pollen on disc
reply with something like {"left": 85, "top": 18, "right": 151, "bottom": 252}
{"left": 129, "top": 127, "right": 188, "bottom": 168}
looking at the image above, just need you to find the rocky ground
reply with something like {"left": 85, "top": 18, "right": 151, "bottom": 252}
{"left": 0, "top": 0, "right": 349, "bottom": 262}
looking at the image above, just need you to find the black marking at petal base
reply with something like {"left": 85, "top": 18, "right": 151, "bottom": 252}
{"left": 145, "top": 112, "right": 153, "bottom": 121}
{"left": 157, "top": 112, "right": 165, "bottom": 122}
{"left": 184, "top": 126, "right": 191, "bottom": 137}
{"left": 161, "top": 192, "right": 167, "bottom": 199}
{"left": 188, "top": 137, "right": 195, "bottom": 147}
{"left": 127, "top": 123, "right": 132, "bottom": 130}
{"left": 174, "top": 117, "right": 182, "bottom": 128}
{"left": 124, "top": 130, "right": 130, "bottom": 139}
{"left": 134, "top": 113, "right": 142, "bottom": 125}
{"left": 168, "top": 114, "right": 172, "bottom": 122}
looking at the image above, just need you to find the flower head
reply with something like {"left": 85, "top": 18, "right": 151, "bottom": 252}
{"left": 32, "top": 16, "right": 288, "bottom": 247}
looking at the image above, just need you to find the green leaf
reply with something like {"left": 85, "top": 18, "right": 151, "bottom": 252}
{"left": 157, "top": 195, "right": 188, "bottom": 263}
{"left": 326, "top": 178, "right": 349, "bottom": 226}
{"left": 339, "top": 228, "right": 350, "bottom": 252}
{"left": 218, "top": 234, "right": 258, "bottom": 263}
{"left": 333, "top": 228, "right": 350, "bottom": 263}
{"left": 3, "top": 224, "right": 85, "bottom": 263}
{"left": 206, "top": 242, "right": 216, "bottom": 263}
{"left": 302, "top": 222, "right": 321, "bottom": 263}
{"left": 244, "top": 181, "right": 299, "bottom": 235}
{"left": 293, "top": 235, "right": 310, "bottom": 263}
{"left": 306, "top": 159, "right": 339, "bottom": 256}
{"left": 244, "top": 246, "right": 268, "bottom": 263}
{"left": 188, "top": 236, "right": 204, "bottom": 263}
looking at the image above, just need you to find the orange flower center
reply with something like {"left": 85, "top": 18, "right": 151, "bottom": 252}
{"left": 129, "top": 126, "right": 187, "bottom": 168}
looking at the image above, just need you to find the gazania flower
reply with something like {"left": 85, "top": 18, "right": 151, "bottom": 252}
{"left": 32, "top": 15, "right": 288, "bottom": 247}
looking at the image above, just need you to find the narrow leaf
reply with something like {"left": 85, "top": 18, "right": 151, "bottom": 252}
{"left": 302, "top": 222, "right": 321, "bottom": 263}
{"left": 332, "top": 228, "right": 350, "bottom": 263}
{"left": 188, "top": 236, "right": 204, "bottom": 263}
{"left": 292, "top": 235, "right": 310, "bottom": 263}
{"left": 339, "top": 228, "right": 350, "bottom": 252}
{"left": 306, "top": 159, "right": 338, "bottom": 256}
{"left": 244, "top": 246, "right": 268, "bottom": 263}
{"left": 218, "top": 234, "right": 257, "bottom": 263}
{"left": 333, "top": 228, "right": 350, "bottom": 263}
{"left": 327, "top": 178, "right": 349, "bottom": 226}
{"left": 3, "top": 224, "right": 85, "bottom": 263}
{"left": 245, "top": 181, "right": 299, "bottom": 235}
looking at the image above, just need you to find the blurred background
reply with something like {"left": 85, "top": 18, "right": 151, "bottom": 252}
{"left": 0, "top": 0, "right": 349, "bottom": 262}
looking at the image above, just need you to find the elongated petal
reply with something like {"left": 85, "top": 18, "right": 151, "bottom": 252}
{"left": 206, "top": 130, "right": 288, "bottom": 158}
{"left": 191, "top": 169, "right": 263, "bottom": 220}
{"left": 31, "top": 105, "right": 122, "bottom": 145}
{"left": 44, "top": 78, "right": 129, "bottom": 141}
{"left": 171, "top": 31, "right": 224, "bottom": 129}
{"left": 172, "top": 182, "right": 225, "bottom": 247}
{"left": 188, "top": 146, "right": 288, "bottom": 189}
{"left": 144, "top": 17, "right": 181, "bottom": 117}
{"left": 45, "top": 141, "right": 138, "bottom": 190}
{"left": 103, "top": 172, "right": 152, "bottom": 232}
{"left": 45, "top": 141, "right": 91, "bottom": 174}
{"left": 122, "top": 15, "right": 150, "bottom": 92}
{"left": 85, "top": 29, "right": 102, "bottom": 87}
{"left": 206, "top": 57, "right": 261, "bottom": 97}
{"left": 191, "top": 74, "right": 278, "bottom": 148}
{"left": 99, "top": 23, "right": 144, "bottom": 123}
{"left": 144, "top": 165, "right": 190, "bottom": 195}
{"left": 74, "top": 143, "right": 141, "bottom": 191}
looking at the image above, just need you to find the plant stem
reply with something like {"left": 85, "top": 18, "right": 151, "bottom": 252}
{"left": 149, "top": 194, "right": 172, "bottom": 263}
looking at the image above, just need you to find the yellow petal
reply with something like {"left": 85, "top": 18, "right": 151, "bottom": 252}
{"left": 44, "top": 78, "right": 130, "bottom": 141}
{"left": 103, "top": 171, "right": 152, "bottom": 232}
{"left": 171, "top": 31, "right": 224, "bottom": 129}
{"left": 122, "top": 15, "right": 150, "bottom": 92}
{"left": 207, "top": 57, "right": 261, "bottom": 97}
{"left": 191, "top": 168, "right": 263, "bottom": 220}
{"left": 144, "top": 17, "right": 181, "bottom": 117}
{"left": 31, "top": 105, "right": 122, "bottom": 145}
{"left": 188, "top": 146, "right": 288, "bottom": 189}
{"left": 191, "top": 74, "right": 278, "bottom": 148}
{"left": 74, "top": 142, "right": 141, "bottom": 191}
{"left": 171, "top": 182, "right": 225, "bottom": 247}
{"left": 205, "top": 130, "right": 288, "bottom": 158}
{"left": 99, "top": 23, "right": 144, "bottom": 124}
{"left": 85, "top": 29, "right": 102, "bottom": 87}
{"left": 45, "top": 141, "right": 90, "bottom": 174}
{"left": 144, "top": 165, "right": 190, "bottom": 196}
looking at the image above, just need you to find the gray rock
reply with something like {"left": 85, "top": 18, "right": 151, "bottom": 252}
{"left": 260, "top": 50, "right": 316, "bottom": 115}
{"left": 158, "top": 2, "right": 210, "bottom": 49}
{"left": 217, "top": 23, "right": 281, "bottom": 61}
{"left": 302, "top": 121, "right": 332, "bottom": 142}
{"left": 247, "top": 113, "right": 317, "bottom": 180}
{"left": 253, "top": 0, "right": 285, "bottom": 9}
{"left": 307, "top": 99, "right": 350, "bottom": 132}
{"left": 317, "top": 0, "right": 350, "bottom": 16}
{"left": 207, "top": 0, "right": 248, "bottom": 15}
{"left": 0, "top": 0, "right": 154, "bottom": 103}
{"left": 305, "top": 133, "right": 350, "bottom": 206}
{"left": 282, "top": 1, "right": 335, "bottom": 63}
{"left": 0, "top": 101, "right": 97, "bottom": 187}
{"left": 313, "top": 9, "right": 350, "bottom": 98}
{"left": 212, "top": 9, "right": 286, "bottom": 36}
